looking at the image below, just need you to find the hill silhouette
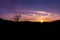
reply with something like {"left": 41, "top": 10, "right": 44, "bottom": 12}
{"left": 0, "top": 18, "right": 60, "bottom": 32}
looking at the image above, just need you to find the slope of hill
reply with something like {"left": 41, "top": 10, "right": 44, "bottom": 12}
{"left": 0, "top": 18, "right": 60, "bottom": 32}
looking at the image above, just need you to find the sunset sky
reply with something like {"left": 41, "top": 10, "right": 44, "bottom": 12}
{"left": 0, "top": 0, "right": 60, "bottom": 22}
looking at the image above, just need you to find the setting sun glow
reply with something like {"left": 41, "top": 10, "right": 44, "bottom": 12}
{"left": 40, "top": 20, "right": 44, "bottom": 23}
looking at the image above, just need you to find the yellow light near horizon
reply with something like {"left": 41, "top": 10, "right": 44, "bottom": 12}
{"left": 40, "top": 20, "right": 44, "bottom": 23}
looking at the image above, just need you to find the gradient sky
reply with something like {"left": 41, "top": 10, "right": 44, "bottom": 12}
{"left": 0, "top": 0, "right": 60, "bottom": 22}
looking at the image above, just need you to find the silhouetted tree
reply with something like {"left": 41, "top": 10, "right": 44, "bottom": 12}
{"left": 13, "top": 14, "right": 21, "bottom": 22}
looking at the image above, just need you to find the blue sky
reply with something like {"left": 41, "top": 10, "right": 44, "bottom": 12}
{"left": 0, "top": 0, "right": 60, "bottom": 13}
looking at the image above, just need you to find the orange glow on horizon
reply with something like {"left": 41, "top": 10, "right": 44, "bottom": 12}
{"left": 0, "top": 10, "right": 60, "bottom": 22}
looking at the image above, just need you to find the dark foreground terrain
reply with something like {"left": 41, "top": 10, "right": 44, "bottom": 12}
{"left": 0, "top": 18, "right": 60, "bottom": 32}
